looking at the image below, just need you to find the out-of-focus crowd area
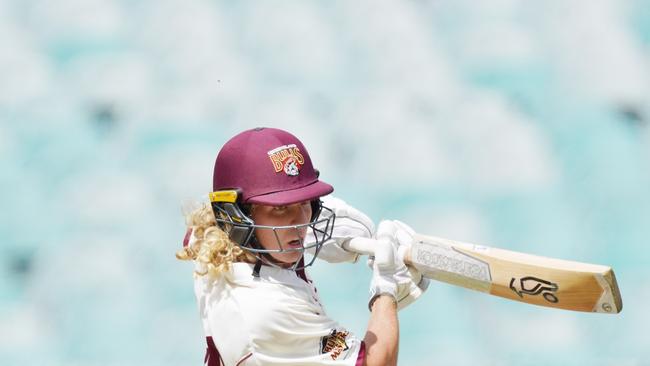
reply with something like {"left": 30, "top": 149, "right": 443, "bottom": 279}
{"left": 1, "top": 0, "right": 649, "bottom": 365}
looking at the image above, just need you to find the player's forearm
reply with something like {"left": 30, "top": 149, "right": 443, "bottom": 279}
{"left": 363, "top": 295, "right": 399, "bottom": 366}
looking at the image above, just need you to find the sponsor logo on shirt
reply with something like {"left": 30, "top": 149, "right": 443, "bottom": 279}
{"left": 267, "top": 144, "right": 304, "bottom": 176}
{"left": 320, "top": 329, "right": 349, "bottom": 360}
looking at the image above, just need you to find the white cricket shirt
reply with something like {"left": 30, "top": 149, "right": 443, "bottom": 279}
{"left": 194, "top": 262, "right": 365, "bottom": 366}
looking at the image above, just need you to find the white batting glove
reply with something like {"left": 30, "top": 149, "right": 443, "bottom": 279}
{"left": 372, "top": 220, "right": 430, "bottom": 311}
{"left": 306, "top": 196, "right": 375, "bottom": 263}
{"left": 368, "top": 221, "right": 413, "bottom": 310}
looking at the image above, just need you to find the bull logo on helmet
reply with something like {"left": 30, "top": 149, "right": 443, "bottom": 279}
{"left": 283, "top": 157, "right": 300, "bottom": 176}
{"left": 268, "top": 144, "right": 305, "bottom": 176}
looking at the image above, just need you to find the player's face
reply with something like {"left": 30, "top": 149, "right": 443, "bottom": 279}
{"left": 251, "top": 201, "right": 313, "bottom": 266}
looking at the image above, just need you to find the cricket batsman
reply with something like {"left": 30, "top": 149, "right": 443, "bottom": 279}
{"left": 177, "top": 127, "right": 429, "bottom": 365}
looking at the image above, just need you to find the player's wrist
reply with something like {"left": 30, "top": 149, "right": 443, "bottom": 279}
{"left": 369, "top": 293, "right": 398, "bottom": 311}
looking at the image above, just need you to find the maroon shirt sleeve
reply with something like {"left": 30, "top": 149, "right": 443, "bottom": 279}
{"left": 355, "top": 341, "right": 366, "bottom": 366}
{"left": 205, "top": 336, "right": 222, "bottom": 366}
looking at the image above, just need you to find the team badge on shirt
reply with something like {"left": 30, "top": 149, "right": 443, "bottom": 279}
{"left": 267, "top": 144, "right": 304, "bottom": 176}
{"left": 320, "top": 329, "right": 349, "bottom": 360}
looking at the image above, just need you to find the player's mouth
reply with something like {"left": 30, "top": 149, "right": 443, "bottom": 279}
{"left": 285, "top": 239, "right": 303, "bottom": 248}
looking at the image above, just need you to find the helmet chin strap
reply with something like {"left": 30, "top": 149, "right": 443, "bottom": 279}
{"left": 248, "top": 235, "right": 268, "bottom": 277}
{"left": 252, "top": 259, "right": 263, "bottom": 278}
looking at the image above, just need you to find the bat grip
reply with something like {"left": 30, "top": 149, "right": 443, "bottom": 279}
{"left": 341, "top": 237, "right": 378, "bottom": 256}
{"left": 341, "top": 237, "right": 414, "bottom": 266}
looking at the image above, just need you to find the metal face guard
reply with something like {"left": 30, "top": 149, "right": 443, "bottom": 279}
{"left": 212, "top": 203, "right": 335, "bottom": 270}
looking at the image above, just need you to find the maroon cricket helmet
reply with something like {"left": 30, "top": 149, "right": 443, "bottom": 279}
{"left": 213, "top": 127, "right": 334, "bottom": 206}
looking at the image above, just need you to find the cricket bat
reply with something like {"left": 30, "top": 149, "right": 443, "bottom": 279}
{"left": 342, "top": 234, "right": 622, "bottom": 314}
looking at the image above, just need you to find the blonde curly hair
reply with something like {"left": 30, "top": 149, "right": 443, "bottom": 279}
{"left": 175, "top": 202, "right": 256, "bottom": 277}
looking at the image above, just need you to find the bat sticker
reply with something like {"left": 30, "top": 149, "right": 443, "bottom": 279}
{"left": 509, "top": 276, "right": 559, "bottom": 303}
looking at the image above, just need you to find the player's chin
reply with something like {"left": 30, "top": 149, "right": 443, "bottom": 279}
{"left": 273, "top": 251, "right": 303, "bottom": 267}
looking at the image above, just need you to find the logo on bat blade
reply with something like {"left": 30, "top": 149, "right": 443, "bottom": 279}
{"left": 509, "top": 276, "right": 559, "bottom": 303}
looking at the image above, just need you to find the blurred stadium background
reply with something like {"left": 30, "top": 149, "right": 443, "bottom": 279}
{"left": 1, "top": 0, "right": 650, "bottom": 365}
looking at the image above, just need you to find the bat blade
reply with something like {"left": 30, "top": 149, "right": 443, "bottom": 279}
{"left": 407, "top": 234, "right": 622, "bottom": 314}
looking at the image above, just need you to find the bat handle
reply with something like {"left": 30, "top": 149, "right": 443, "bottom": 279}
{"left": 341, "top": 237, "right": 415, "bottom": 267}
{"left": 341, "top": 237, "right": 378, "bottom": 256}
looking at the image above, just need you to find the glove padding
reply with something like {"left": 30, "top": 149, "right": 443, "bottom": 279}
{"left": 367, "top": 220, "right": 414, "bottom": 310}
{"left": 367, "top": 237, "right": 411, "bottom": 310}
{"left": 306, "top": 196, "right": 375, "bottom": 263}
{"left": 369, "top": 220, "right": 430, "bottom": 311}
